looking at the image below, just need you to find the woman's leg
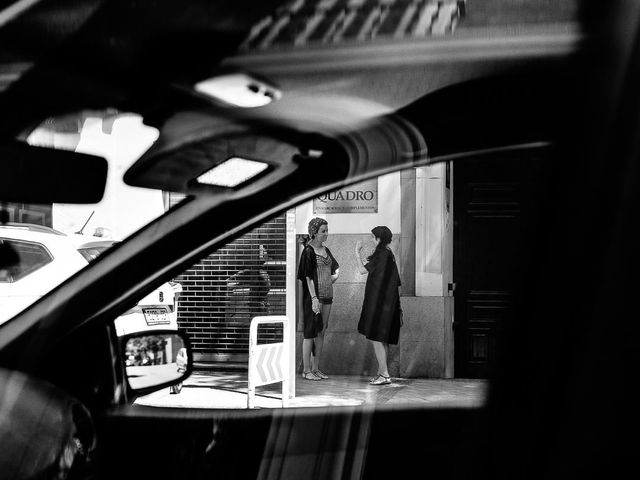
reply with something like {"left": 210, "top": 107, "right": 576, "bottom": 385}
{"left": 372, "top": 341, "right": 389, "bottom": 377}
{"left": 312, "top": 303, "right": 332, "bottom": 372}
{"left": 303, "top": 338, "right": 314, "bottom": 373}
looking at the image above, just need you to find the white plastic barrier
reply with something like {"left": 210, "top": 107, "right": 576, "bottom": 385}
{"left": 248, "top": 316, "right": 290, "bottom": 408}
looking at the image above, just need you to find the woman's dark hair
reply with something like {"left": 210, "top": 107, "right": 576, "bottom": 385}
{"left": 368, "top": 226, "right": 392, "bottom": 262}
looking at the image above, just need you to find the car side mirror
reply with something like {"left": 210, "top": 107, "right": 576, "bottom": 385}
{"left": 120, "top": 330, "right": 192, "bottom": 393}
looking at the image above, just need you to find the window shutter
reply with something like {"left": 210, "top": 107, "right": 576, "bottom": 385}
{"left": 174, "top": 210, "right": 286, "bottom": 365}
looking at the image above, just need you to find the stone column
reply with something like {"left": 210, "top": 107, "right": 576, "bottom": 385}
{"left": 399, "top": 163, "right": 454, "bottom": 378}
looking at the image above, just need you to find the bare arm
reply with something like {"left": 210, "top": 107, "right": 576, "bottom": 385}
{"left": 306, "top": 276, "right": 320, "bottom": 313}
{"left": 331, "top": 268, "right": 340, "bottom": 283}
{"left": 354, "top": 241, "right": 368, "bottom": 275}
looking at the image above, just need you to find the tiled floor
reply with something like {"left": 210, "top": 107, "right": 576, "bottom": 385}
{"left": 135, "top": 371, "right": 487, "bottom": 409}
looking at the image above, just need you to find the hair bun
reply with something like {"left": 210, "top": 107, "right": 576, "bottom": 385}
{"left": 308, "top": 217, "right": 327, "bottom": 237}
{"left": 371, "top": 226, "right": 392, "bottom": 245}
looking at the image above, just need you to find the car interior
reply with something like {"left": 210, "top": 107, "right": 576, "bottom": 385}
{"left": 1, "top": 1, "right": 639, "bottom": 479}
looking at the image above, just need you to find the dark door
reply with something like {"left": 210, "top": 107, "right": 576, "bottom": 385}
{"left": 453, "top": 148, "right": 546, "bottom": 378}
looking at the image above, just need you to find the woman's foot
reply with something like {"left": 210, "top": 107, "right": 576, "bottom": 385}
{"left": 370, "top": 374, "right": 391, "bottom": 385}
{"left": 313, "top": 370, "right": 328, "bottom": 379}
{"left": 302, "top": 371, "right": 322, "bottom": 381}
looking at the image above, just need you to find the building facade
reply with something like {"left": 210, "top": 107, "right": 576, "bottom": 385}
{"left": 290, "top": 165, "right": 454, "bottom": 378}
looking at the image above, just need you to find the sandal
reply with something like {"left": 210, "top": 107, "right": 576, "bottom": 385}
{"left": 370, "top": 374, "right": 391, "bottom": 385}
{"left": 313, "top": 370, "right": 328, "bottom": 379}
{"left": 302, "top": 371, "right": 321, "bottom": 381}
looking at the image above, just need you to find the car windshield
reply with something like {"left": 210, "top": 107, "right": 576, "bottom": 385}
{"left": 0, "top": 112, "right": 170, "bottom": 323}
{"left": 25, "top": 111, "right": 166, "bottom": 241}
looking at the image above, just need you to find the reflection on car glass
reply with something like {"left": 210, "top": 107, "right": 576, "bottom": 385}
{"left": 0, "top": 239, "right": 53, "bottom": 282}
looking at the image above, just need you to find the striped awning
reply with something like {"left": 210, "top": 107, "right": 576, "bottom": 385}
{"left": 241, "top": 0, "right": 466, "bottom": 51}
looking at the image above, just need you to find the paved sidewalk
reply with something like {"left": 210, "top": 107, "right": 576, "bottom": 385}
{"left": 135, "top": 371, "right": 487, "bottom": 409}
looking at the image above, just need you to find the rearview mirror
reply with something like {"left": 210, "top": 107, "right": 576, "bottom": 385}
{"left": 0, "top": 142, "right": 107, "bottom": 203}
{"left": 121, "top": 330, "right": 192, "bottom": 392}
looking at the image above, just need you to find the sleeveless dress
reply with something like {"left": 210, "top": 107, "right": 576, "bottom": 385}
{"left": 315, "top": 253, "right": 334, "bottom": 303}
{"left": 297, "top": 244, "right": 339, "bottom": 339}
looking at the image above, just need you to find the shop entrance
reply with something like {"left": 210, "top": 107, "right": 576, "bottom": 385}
{"left": 453, "top": 148, "right": 547, "bottom": 378}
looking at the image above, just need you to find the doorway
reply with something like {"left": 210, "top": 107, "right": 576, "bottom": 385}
{"left": 453, "top": 148, "right": 547, "bottom": 378}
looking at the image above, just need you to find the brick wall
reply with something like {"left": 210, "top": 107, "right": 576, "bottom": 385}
{"left": 172, "top": 208, "right": 286, "bottom": 362}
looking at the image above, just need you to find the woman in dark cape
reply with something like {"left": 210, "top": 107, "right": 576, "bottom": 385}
{"left": 354, "top": 226, "right": 402, "bottom": 385}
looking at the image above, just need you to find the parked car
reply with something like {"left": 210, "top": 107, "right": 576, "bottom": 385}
{"left": 0, "top": 224, "right": 87, "bottom": 324}
{"left": 70, "top": 235, "right": 183, "bottom": 336}
{"left": 0, "top": 224, "right": 180, "bottom": 335}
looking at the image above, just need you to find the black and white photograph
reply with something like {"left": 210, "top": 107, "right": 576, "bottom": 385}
{"left": 1, "top": 1, "right": 637, "bottom": 479}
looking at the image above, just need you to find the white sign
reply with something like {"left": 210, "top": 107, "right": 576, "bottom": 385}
{"left": 313, "top": 179, "right": 378, "bottom": 214}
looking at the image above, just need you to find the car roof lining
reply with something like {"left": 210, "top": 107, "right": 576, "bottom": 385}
{"left": 123, "top": 112, "right": 308, "bottom": 194}
{"left": 123, "top": 62, "right": 571, "bottom": 194}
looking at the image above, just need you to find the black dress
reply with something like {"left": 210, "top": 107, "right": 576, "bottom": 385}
{"left": 297, "top": 244, "right": 339, "bottom": 339}
{"left": 357, "top": 248, "right": 402, "bottom": 344}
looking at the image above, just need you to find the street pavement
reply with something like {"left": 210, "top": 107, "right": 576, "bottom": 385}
{"left": 134, "top": 371, "right": 487, "bottom": 409}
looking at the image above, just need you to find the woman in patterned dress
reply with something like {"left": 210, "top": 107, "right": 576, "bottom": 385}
{"left": 297, "top": 218, "right": 340, "bottom": 380}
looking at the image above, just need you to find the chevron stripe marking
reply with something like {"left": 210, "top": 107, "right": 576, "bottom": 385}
{"left": 265, "top": 345, "right": 275, "bottom": 382}
{"left": 256, "top": 347, "right": 268, "bottom": 383}
{"left": 274, "top": 345, "right": 283, "bottom": 378}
